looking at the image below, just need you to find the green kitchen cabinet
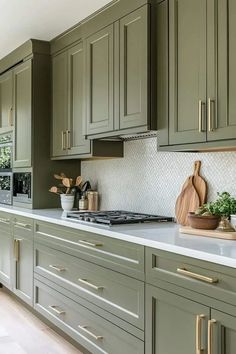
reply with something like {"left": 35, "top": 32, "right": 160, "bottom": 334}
{"left": 85, "top": 24, "right": 114, "bottom": 135}
{"left": 13, "top": 60, "right": 32, "bottom": 168}
{"left": 210, "top": 310, "right": 236, "bottom": 354}
{"left": 0, "top": 213, "right": 12, "bottom": 289}
{"left": 0, "top": 71, "right": 13, "bottom": 130}
{"left": 12, "top": 217, "right": 33, "bottom": 306}
{"left": 119, "top": 6, "right": 148, "bottom": 130}
{"left": 168, "top": 0, "right": 207, "bottom": 145}
{"left": 145, "top": 284, "right": 209, "bottom": 354}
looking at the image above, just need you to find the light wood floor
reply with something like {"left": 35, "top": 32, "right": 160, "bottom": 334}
{"left": 0, "top": 289, "right": 83, "bottom": 354}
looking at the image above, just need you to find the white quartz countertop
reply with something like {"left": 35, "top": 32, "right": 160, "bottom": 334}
{"left": 1, "top": 205, "right": 236, "bottom": 268}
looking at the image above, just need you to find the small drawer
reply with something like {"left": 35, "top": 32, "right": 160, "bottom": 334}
{"left": 13, "top": 215, "right": 33, "bottom": 236}
{"left": 146, "top": 247, "right": 236, "bottom": 306}
{"left": 34, "top": 221, "right": 144, "bottom": 279}
{"left": 34, "top": 279, "right": 144, "bottom": 354}
{"left": 34, "top": 243, "right": 144, "bottom": 329}
{"left": 0, "top": 211, "right": 11, "bottom": 233}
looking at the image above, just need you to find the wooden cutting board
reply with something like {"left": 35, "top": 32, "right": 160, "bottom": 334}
{"left": 180, "top": 226, "right": 236, "bottom": 240}
{"left": 175, "top": 176, "right": 200, "bottom": 226}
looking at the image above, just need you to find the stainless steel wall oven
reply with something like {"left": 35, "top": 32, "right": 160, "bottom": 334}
{"left": 0, "top": 132, "right": 13, "bottom": 205}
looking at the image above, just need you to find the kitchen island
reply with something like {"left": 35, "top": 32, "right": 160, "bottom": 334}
{"left": 0, "top": 205, "right": 236, "bottom": 354}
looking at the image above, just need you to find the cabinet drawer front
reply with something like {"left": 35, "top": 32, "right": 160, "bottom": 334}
{"left": 0, "top": 211, "right": 11, "bottom": 233}
{"left": 34, "top": 280, "right": 144, "bottom": 354}
{"left": 146, "top": 248, "right": 236, "bottom": 305}
{"left": 13, "top": 215, "right": 33, "bottom": 237}
{"left": 34, "top": 221, "right": 144, "bottom": 279}
{"left": 34, "top": 243, "right": 144, "bottom": 329}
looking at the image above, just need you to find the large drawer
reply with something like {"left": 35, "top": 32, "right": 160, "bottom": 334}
{"left": 146, "top": 247, "right": 236, "bottom": 306}
{"left": 34, "top": 279, "right": 144, "bottom": 354}
{"left": 34, "top": 243, "right": 144, "bottom": 329}
{"left": 34, "top": 221, "right": 144, "bottom": 280}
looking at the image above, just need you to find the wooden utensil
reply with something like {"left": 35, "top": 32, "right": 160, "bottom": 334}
{"left": 175, "top": 176, "right": 200, "bottom": 226}
{"left": 180, "top": 226, "right": 236, "bottom": 240}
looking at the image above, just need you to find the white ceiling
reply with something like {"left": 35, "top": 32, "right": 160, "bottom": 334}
{"left": 0, "top": 0, "right": 112, "bottom": 59}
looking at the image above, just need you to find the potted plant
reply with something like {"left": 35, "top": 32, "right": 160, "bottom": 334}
{"left": 189, "top": 192, "right": 236, "bottom": 230}
{"left": 49, "top": 173, "right": 82, "bottom": 211}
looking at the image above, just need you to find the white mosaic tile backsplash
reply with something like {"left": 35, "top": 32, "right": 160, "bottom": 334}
{"left": 81, "top": 138, "right": 236, "bottom": 217}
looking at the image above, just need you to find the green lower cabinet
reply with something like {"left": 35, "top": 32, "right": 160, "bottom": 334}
{"left": 145, "top": 284, "right": 209, "bottom": 354}
{"left": 211, "top": 310, "right": 236, "bottom": 354}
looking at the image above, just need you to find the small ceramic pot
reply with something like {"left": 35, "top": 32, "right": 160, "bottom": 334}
{"left": 188, "top": 212, "right": 220, "bottom": 230}
{"left": 60, "top": 194, "right": 74, "bottom": 211}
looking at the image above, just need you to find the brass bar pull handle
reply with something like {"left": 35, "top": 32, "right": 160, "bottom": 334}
{"left": 208, "top": 319, "right": 216, "bottom": 354}
{"left": 14, "top": 222, "right": 31, "bottom": 229}
{"left": 208, "top": 98, "right": 215, "bottom": 132}
{"left": 14, "top": 239, "right": 21, "bottom": 262}
{"left": 48, "top": 305, "right": 65, "bottom": 315}
{"left": 196, "top": 315, "right": 205, "bottom": 354}
{"left": 0, "top": 217, "right": 10, "bottom": 224}
{"left": 78, "top": 278, "right": 104, "bottom": 291}
{"left": 198, "top": 100, "right": 204, "bottom": 132}
{"left": 66, "top": 130, "right": 71, "bottom": 150}
{"left": 78, "top": 240, "right": 103, "bottom": 247}
{"left": 78, "top": 325, "right": 103, "bottom": 340}
{"left": 49, "top": 265, "right": 66, "bottom": 272}
{"left": 8, "top": 107, "right": 13, "bottom": 127}
{"left": 177, "top": 268, "right": 218, "bottom": 284}
{"left": 61, "top": 131, "right": 66, "bottom": 150}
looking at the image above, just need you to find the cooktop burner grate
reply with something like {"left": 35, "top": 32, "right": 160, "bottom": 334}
{"left": 65, "top": 210, "right": 173, "bottom": 225}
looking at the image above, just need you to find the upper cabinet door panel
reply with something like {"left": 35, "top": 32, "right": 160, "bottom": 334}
{"left": 52, "top": 52, "right": 68, "bottom": 157}
{"left": 207, "top": 0, "right": 236, "bottom": 141}
{"left": 169, "top": 0, "right": 207, "bottom": 145}
{"left": 0, "top": 71, "right": 13, "bottom": 129}
{"left": 68, "top": 43, "right": 90, "bottom": 155}
{"left": 13, "top": 60, "right": 32, "bottom": 168}
{"left": 120, "top": 5, "right": 148, "bottom": 130}
{"left": 86, "top": 25, "right": 114, "bottom": 135}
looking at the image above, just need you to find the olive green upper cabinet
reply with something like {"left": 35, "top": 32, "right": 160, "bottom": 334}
{"left": 85, "top": 25, "right": 114, "bottom": 135}
{"left": 0, "top": 71, "right": 13, "bottom": 130}
{"left": 13, "top": 60, "right": 32, "bottom": 168}
{"left": 169, "top": 0, "right": 207, "bottom": 145}
{"left": 207, "top": 0, "right": 236, "bottom": 141}
{"left": 120, "top": 6, "right": 148, "bottom": 130}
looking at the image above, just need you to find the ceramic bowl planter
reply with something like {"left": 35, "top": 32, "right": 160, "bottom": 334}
{"left": 188, "top": 212, "right": 220, "bottom": 230}
{"left": 60, "top": 194, "right": 75, "bottom": 211}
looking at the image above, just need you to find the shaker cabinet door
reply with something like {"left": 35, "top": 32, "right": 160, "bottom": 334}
{"left": 210, "top": 310, "right": 236, "bottom": 354}
{"left": 52, "top": 52, "right": 68, "bottom": 157}
{"left": 169, "top": 0, "right": 207, "bottom": 145}
{"left": 207, "top": 0, "right": 236, "bottom": 141}
{"left": 145, "top": 284, "right": 209, "bottom": 354}
{"left": 85, "top": 25, "right": 114, "bottom": 135}
{"left": 119, "top": 5, "right": 149, "bottom": 130}
{"left": 67, "top": 43, "right": 90, "bottom": 155}
{"left": 13, "top": 60, "right": 32, "bottom": 168}
{"left": 0, "top": 215, "right": 12, "bottom": 289}
{"left": 0, "top": 71, "right": 13, "bottom": 129}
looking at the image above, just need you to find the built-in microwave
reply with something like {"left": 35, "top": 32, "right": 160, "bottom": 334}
{"left": 0, "top": 132, "right": 13, "bottom": 205}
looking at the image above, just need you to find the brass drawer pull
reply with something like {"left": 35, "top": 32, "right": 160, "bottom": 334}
{"left": 49, "top": 265, "right": 66, "bottom": 272}
{"left": 0, "top": 217, "right": 10, "bottom": 224}
{"left": 48, "top": 305, "right": 65, "bottom": 315}
{"left": 78, "top": 278, "right": 104, "bottom": 291}
{"left": 177, "top": 268, "right": 218, "bottom": 284}
{"left": 196, "top": 314, "right": 205, "bottom": 354}
{"left": 208, "top": 319, "right": 216, "bottom": 354}
{"left": 78, "top": 240, "right": 103, "bottom": 247}
{"left": 14, "top": 222, "right": 31, "bottom": 229}
{"left": 78, "top": 325, "right": 103, "bottom": 340}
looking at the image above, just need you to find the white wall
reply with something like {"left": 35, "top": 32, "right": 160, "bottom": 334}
{"left": 81, "top": 138, "right": 236, "bottom": 217}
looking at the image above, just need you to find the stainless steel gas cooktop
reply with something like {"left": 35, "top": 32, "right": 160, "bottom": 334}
{"left": 65, "top": 210, "right": 173, "bottom": 225}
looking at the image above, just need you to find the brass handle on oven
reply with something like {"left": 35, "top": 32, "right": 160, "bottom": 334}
{"left": 208, "top": 319, "right": 216, "bottom": 354}
{"left": 78, "top": 325, "right": 103, "bottom": 340}
{"left": 177, "top": 268, "right": 218, "bottom": 284}
{"left": 48, "top": 305, "right": 65, "bottom": 315}
{"left": 78, "top": 240, "right": 103, "bottom": 247}
{"left": 14, "top": 239, "right": 21, "bottom": 262}
{"left": 49, "top": 265, "right": 66, "bottom": 272}
{"left": 196, "top": 314, "right": 205, "bottom": 354}
{"left": 78, "top": 278, "right": 104, "bottom": 291}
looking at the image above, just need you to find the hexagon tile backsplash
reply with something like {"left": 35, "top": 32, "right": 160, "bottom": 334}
{"left": 81, "top": 138, "right": 236, "bottom": 217}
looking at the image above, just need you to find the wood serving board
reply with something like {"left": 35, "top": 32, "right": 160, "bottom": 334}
{"left": 180, "top": 226, "right": 236, "bottom": 240}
